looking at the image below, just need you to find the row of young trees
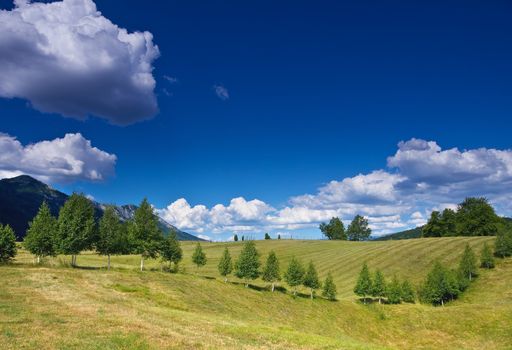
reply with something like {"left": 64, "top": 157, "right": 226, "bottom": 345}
{"left": 198, "top": 241, "right": 338, "bottom": 300}
{"left": 422, "top": 197, "right": 506, "bottom": 237}
{"left": 20, "top": 195, "right": 182, "bottom": 271}
{"left": 319, "top": 215, "right": 372, "bottom": 241}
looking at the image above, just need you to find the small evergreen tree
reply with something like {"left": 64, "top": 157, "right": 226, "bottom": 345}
{"left": 235, "top": 241, "right": 260, "bottom": 287}
{"left": 494, "top": 229, "right": 512, "bottom": 258}
{"left": 386, "top": 275, "right": 402, "bottom": 304}
{"left": 241, "top": 235, "right": 245, "bottom": 241}
{"left": 354, "top": 262, "right": 373, "bottom": 304}
{"left": 284, "top": 256, "right": 305, "bottom": 296}
{"left": 97, "top": 206, "right": 128, "bottom": 270}
{"left": 24, "top": 201, "right": 57, "bottom": 263}
{"left": 372, "top": 269, "right": 386, "bottom": 304}
{"left": 0, "top": 224, "right": 17, "bottom": 263}
{"left": 400, "top": 279, "right": 415, "bottom": 303}
{"left": 346, "top": 215, "right": 372, "bottom": 241}
{"left": 264, "top": 233, "right": 271, "bottom": 240}
{"left": 129, "top": 198, "right": 163, "bottom": 271}
{"left": 56, "top": 193, "right": 96, "bottom": 266}
{"left": 480, "top": 242, "right": 495, "bottom": 269}
{"left": 419, "top": 261, "right": 450, "bottom": 306}
{"left": 303, "top": 260, "right": 320, "bottom": 299}
{"left": 160, "top": 232, "right": 182, "bottom": 272}
{"left": 459, "top": 243, "right": 477, "bottom": 281}
{"left": 278, "top": 234, "right": 281, "bottom": 240}
{"left": 322, "top": 273, "right": 337, "bottom": 301}
{"left": 192, "top": 243, "right": 207, "bottom": 271}
{"left": 218, "top": 247, "right": 233, "bottom": 282}
{"left": 445, "top": 269, "right": 461, "bottom": 301}
{"left": 262, "top": 250, "right": 280, "bottom": 291}
{"left": 233, "top": 234, "right": 238, "bottom": 242}
{"left": 319, "top": 217, "right": 346, "bottom": 240}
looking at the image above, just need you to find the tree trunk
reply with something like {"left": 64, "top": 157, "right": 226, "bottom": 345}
{"left": 37, "top": 255, "right": 41, "bottom": 264}
{"left": 441, "top": 299, "right": 444, "bottom": 307}
{"left": 379, "top": 297, "right": 381, "bottom": 304}
{"left": 107, "top": 255, "right": 111, "bottom": 270}
{"left": 271, "top": 282, "right": 275, "bottom": 292}
{"left": 140, "top": 256, "right": 144, "bottom": 272}
{"left": 224, "top": 277, "right": 228, "bottom": 283}
{"left": 311, "top": 288, "right": 314, "bottom": 299}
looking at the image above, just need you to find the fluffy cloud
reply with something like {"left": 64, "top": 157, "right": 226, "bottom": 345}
{"left": 0, "top": 0, "right": 159, "bottom": 125}
{"left": 0, "top": 132, "right": 116, "bottom": 183}
{"left": 158, "top": 139, "right": 512, "bottom": 239}
{"left": 213, "top": 84, "right": 229, "bottom": 100}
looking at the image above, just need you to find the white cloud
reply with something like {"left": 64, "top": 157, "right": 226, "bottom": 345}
{"left": 0, "top": 0, "right": 159, "bottom": 125}
{"left": 213, "top": 84, "right": 229, "bottom": 100}
{"left": 197, "top": 234, "right": 211, "bottom": 241}
{"left": 163, "top": 75, "right": 178, "bottom": 84}
{"left": 158, "top": 138, "right": 512, "bottom": 238}
{"left": 0, "top": 132, "right": 116, "bottom": 183}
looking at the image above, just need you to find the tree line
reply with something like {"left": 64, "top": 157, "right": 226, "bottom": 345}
{"left": 319, "top": 215, "right": 372, "bottom": 241}
{"left": 422, "top": 197, "right": 509, "bottom": 237}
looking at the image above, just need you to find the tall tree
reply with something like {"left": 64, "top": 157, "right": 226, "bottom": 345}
{"left": 401, "top": 279, "right": 415, "bottom": 303}
{"left": 319, "top": 217, "right": 346, "bottom": 240}
{"left": 480, "top": 243, "right": 495, "bottom": 269}
{"left": 322, "top": 273, "right": 337, "bottom": 301}
{"left": 56, "top": 193, "right": 96, "bottom": 267}
{"left": 160, "top": 232, "right": 182, "bottom": 272}
{"left": 262, "top": 250, "right": 280, "bottom": 291}
{"left": 372, "top": 269, "right": 386, "bottom": 304}
{"left": 97, "top": 206, "right": 128, "bottom": 270}
{"left": 354, "top": 262, "right": 373, "bottom": 303}
{"left": 233, "top": 234, "right": 238, "bottom": 242}
{"left": 129, "top": 198, "right": 163, "bottom": 271}
{"left": 386, "top": 275, "right": 402, "bottom": 304}
{"left": 303, "top": 260, "right": 320, "bottom": 299}
{"left": 494, "top": 229, "right": 512, "bottom": 258}
{"left": 422, "top": 211, "right": 443, "bottom": 237}
{"left": 346, "top": 215, "right": 372, "bottom": 241}
{"left": 192, "top": 243, "right": 207, "bottom": 271}
{"left": 458, "top": 243, "right": 477, "bottom": 281}
{"left": 0, "top": 224, "right": 17, "bottom": 263}
{"left": 218, "top": 247, "right": 233, "bottom": 282}
{"left": 278, "top": 234, "right": 281, "bottom": 240}
{"left": 235, "top": 241, "right": 260, "bottom": 287}
{"left": 24, "top": 202, "right": 57, "bottom": 263}
{"left": 439, "top": 208, "right": 457, "bottom": 236}
{"left": 456, "top": 197, "right": 500, "bottom": 236}
{"left": 264, "top": 233, "right": 271, "bottom": 240}
{"left": 284, "top": 256, "right": 305, "bottom": 296}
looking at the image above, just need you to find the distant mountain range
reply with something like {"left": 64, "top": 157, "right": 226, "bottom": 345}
{"left": 0, "top": 175, "right": 203, "bottom": 241}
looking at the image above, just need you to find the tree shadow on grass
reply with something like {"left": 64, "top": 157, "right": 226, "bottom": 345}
{"left": 72, "top": 265, "right": 101, "bottom": 270}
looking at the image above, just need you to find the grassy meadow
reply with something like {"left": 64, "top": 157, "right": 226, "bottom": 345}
{"left": 1, "top": 237, "right": 511, "bottom": 349}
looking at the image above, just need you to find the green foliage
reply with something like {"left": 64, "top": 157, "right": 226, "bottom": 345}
{"left": 419, "top": 261, "right": 458, "bottom": 306}
{"left": 24, "top": 201, "right": 57, "bottom": 261}
{"left": 319, "top": 217, "right": 346, "bottom": 240}
{"left": 0, "top": 224, "right": 17, "bottom": 263}
{"left": 235, "top": 241, "right": 260, "bottom": 285}
{"left": 303, "top": 260, "right": 320, "bottom": 298}
{"left": 56, "top": 193, "right": 96, "bottom": 261}
{"left": 284, "top": 256, "right": 305, "bottom": 295}
{"left": 371, "top": 269, "right": 386, "bottom": 303}
{"left": 456, "top": 197, "right": 500, "bottom": 236}
{"left": 264, "top": 233, "right": 271, "bottom": 240}
{"left": 400, "top": 279, "right": 415, "bottom": 303}
{"left": 458, "top": 243, "right": 477, "bottom": 281}
{"left": 422, "top": 211, "right": 443, "bottom": 237}
{"left": 192, "top": 243, "right": 207, "bottom": 269}
{"left": 233, "top": 234, "right": 238, "bottom": 242}
{"left": 97, "top": 206, "right": 129, "bottom": 258}
{"left": 494, "top": 228, "right": 512, "bottom": 258}
{"left": 480, "top": 243, "right": 495, "bottom": 269}
{"left": 262, "top": 250, "right": 280, "bottom": 290}
{"left": 346, "top": 215, "right": 372, "bottom": 241}
{"left": 322, "top": 273, "right": 337, "bottom": 301}
{"left": 217, "top": 247, "right": 233, "bottom": 279}
{"left": 160, "top": 232, "right": 182, "bottom": 269}
{"left": 277, "top": 234, "right": 281, "bottom": 240}
{"left": 386, "top": 275, "right": 402, "bottom": 304}
{"left": 354, "top": 262, "right": 373, "bottom": 302}
{"left": 129, "top": 198, "right": 163, "bottom": 261}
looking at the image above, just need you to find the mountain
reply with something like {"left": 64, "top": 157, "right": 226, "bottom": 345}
{"left": 0, "top": 175, "right": 203, "bottom": 241}
{"left": 374, "top": 226, "right": 423, "bottom": 241}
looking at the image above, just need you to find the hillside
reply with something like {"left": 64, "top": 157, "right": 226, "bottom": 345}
{"left": 2, "top": 237, "right": 510, "bottom": 349}
{"left": 0, "top": 175, "right": 202, "bottom": 241}
{"left": 374, "top": 226, "right": 423, "bottom": 241}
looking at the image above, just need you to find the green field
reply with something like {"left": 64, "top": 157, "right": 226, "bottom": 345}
{"left": 1, "top": 237, "right": 511, "bottom": 349}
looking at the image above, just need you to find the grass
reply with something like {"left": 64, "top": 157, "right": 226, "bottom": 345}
{"left": 1, "top": 237, "right": 510, "bottom": 349}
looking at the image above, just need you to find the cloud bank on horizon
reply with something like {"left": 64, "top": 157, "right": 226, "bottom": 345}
{"left": 0, "top": 132, "right": 116, "bottom": 183}
{"left": 158, "top": 138, "right": 512, "bottom": 238}
{"left": 0, "top": 0, "right": 159, "bottom": 125}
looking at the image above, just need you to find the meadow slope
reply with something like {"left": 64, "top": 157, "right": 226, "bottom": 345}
{"left": 1, "top": 237, "right": 511, "bottom": 349}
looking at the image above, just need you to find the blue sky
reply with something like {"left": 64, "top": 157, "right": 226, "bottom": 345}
{"left": 1, "top": 0, "right": 512, "bottom": 240}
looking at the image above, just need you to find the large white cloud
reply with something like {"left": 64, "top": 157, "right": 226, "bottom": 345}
{"left": 0, "top": 132, "right": 116, "bottom": 183}
{"left": 0, "top": 0, "right": 159, "bottom": 125}
{"left": 157, "top": 138, "right": 512, "bottom": 238}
